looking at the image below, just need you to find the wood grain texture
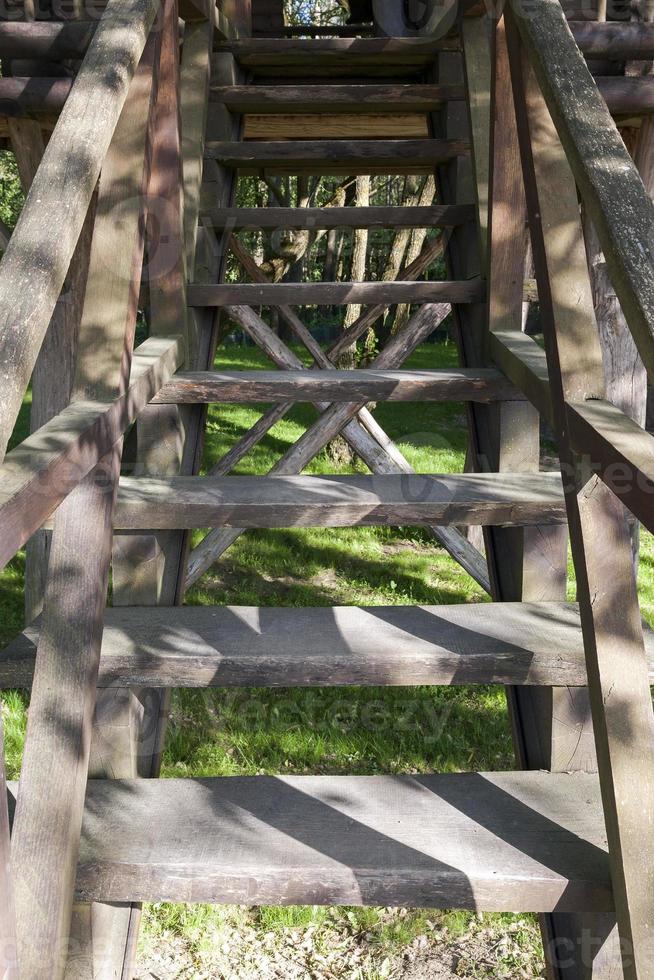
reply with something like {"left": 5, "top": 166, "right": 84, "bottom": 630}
{"left": 109, "top": 472, "right": 567, "bottom": 530}
{"left": 242, "top": 113, "right": 430, "bottom": 140}
{"left": 4, "top": 601, "right": 654, "bottom": 690}
{"left": 598, "top": 75, "right": 654, "bottom": 117}
{"left": 188, "top": 279, "right": 484, "bottom": 306}
{"left": 212, "top": 83, "right": 464, "bottom": 113}
{"left": 0, "top": 336, "right": 182, "bottom": 573}
{"left": 509, "top": 0, "right": 654, "bottom": 385}
{"left": 0, "top": 0, "right": 159, "bottom": 460}
{"left": 215, "top": 37, "right": 461, "bottom": 69}
{"left": 206, "top": 138, "right": 470, "bottom": 175}
{"left": 152, "top": 368, "right": 521, "bottom": 404}
{"left": 205, "top": 204, "right": 474, "bottom": 230}
{"left": 5, "top": 771, "right": 613, "bottom": 913}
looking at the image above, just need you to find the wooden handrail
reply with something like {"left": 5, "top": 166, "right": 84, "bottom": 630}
{"left": 508, "top": 0, "right": 654, "bottom": 386}
{"left": 0, "top": 0, "right": 160, "bottom": 462}
{"left": 0, "top": 335, "right": 182, "bottom": 572}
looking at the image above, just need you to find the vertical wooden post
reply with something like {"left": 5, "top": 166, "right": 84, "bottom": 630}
{"left": 10, "top": 28, "right": 158, "bottom": 980}
{"left": 0, "top": 711, "right": 17, "bottom": 980}
{"left": 458, "top": 16, "right": 614, "bottom": 978}
{"left": 506, "top": 14, "right": 654, "bottom": 977}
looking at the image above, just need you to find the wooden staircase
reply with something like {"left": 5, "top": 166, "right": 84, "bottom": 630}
{"left": 2, "top": 2, "right": 654, "bottom": 979}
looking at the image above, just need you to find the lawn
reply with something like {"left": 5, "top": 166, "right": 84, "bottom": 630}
{"left": 2, "top": 338, "right": 653, "bottom": 978}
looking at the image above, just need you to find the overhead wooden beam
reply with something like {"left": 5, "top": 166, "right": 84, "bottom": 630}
{"left": 0, "top": 78, "right": 72, "bottom": 119}
{"left": 0, "top": 0, "right": 159, "bottom": 460}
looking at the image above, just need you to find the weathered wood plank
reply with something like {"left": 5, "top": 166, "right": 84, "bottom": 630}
{"left": 108, "top": 472, "right": 567, "bottom": 530}
{"left": 212, "top": 82, "right": 464, "bottom": 112}
{"left": 0, "top": 0, "right": 159, "bottom": 459}
{"left": 205, "top": 204, "right": 474, "bottom": 230}
{"left": 0, "top": 77, "right": 72, "bottom": 118}
{"left": 9, "top": 31, "right": 158, "bottom": 980}
{"left": 206, "top": 138, "right": 470, "bottom": 175}
{"left": 189, "top": 279, "right": 483, "bottom": 306}
{"left": 0, "top": 336, "right": 182, "bottom": 573}
{"left": 152, "top": 367, "right": 521, "bottom": 404}
{"left": 215, "top": 37, "right": 461, "bottom": 67}
{"left": 0, "top": 21, "right": 95, "bottom": 60}
{"left": 509, "top": 0, "right": 654, "bottom": 384}
{"left": 6, "top": 771, "right": 613, "bottom": 913}
{"left": 5, "top": 601, "right": 654, "bottom": 690}
{"left": 598, "top": 75, "right": 654, "bottom": 117}
{"left": 571, "top": 21, "right": 654, "bottom": 61}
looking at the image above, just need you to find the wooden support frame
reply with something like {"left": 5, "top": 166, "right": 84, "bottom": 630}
{"left": 455, "top": 17, "right": 606, "bottom": 980}
{"left": 9, "top": 25, "right": 160, "bottom": 980}
{"left": 505, "top": 12, "right": 654, "bottom": 978}
{"left": 0, "top": 0, "right": 159, "bottom": 461}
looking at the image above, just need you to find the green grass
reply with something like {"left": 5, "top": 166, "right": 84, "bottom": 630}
{"left": 3, "top": 339, "right": 654, "bottom": 974}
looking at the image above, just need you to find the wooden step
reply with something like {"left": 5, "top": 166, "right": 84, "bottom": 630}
{"left": 597, "top": 76, "right": 654, "bottom": 117}
{"left": 211, "top": 83, "right": 465, "bottom": 113}
{"left": 205, "top": 138, "right": 469, "bottom": 175}
{"left": 151, "top": 368, "right": 521, "bottom": 404}
{"left": 204, "top": 204, "right": 474, "bottom": 230}
{"left": 104, "top": 473, "right": 567, "bottom": 530}
{"left": 6, "top": 771, "right": 612, "bottom": 911}
{"left": 0, "top": 21, "right": 95, "bottom": 60}
{"left": 571, "top": 21, "right": 654, "bottom": 60}
{"left": 0, "top": 77, "right": 72, "bottom": 118}
{"left": 5, "top": 601, "right": 654, "bottom": 690}
{"left": 214, "top": 38, "right": 459, "bottom": 78}
{"left": 187, "top": 280, "right": 483, "bottom": 307}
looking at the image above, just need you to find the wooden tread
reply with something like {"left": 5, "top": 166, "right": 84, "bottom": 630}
{"left": 214, "top": 38, "right": 459, "bottom": 78}
{"left": 0, "top": 21, "right": 95, "bottom": 60}
{"left": 4, "top": 601, "right": 654, "bottom": 690}
{"left": 188, "top": 280, "right": 483, "bottom": 307}
{"left": 6, "top": 771, "right": 612, "bottom": 911}
{"left": 571, "top": 21, "right": 654, "bottom": 60}
{"left": 103, "top": 473, "right": 567, "bottom": 530}
{"left": 211, "top": 83, "right": 465, "bottom": 113}
{"left": 205, "top": 139, "right": 469, "bottom": 175}
{"left": 204, "top": 204, "right": 474, "bottom": 230}
{"left": 151, "top": 368, "right": 520, "bottom": 404}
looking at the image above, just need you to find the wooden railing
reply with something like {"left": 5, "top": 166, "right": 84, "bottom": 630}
{"left": 489, "top": 5, "right": 654, "bottom": 978}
